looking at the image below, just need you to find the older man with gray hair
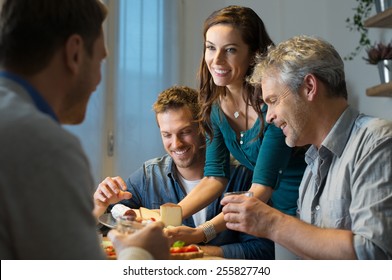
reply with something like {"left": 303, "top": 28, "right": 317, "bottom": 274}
{"left": 222, "top": 35, "right": 392, "bottom": 259}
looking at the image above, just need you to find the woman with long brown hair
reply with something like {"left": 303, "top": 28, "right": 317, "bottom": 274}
{"left": 169, "top": 6, "right": 307, "bottom": 258}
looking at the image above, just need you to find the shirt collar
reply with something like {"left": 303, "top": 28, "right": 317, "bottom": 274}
{"left": 166, "top": 156, "right": 176, "bottom": 179}
{"left": 0, "top": 71, "right": 59, "bottom": 122}
{"left": 305, "top": 106, "right": 359, "bottom": 163}
{"left": 322, "top": 106, "right": 359, "bottom": 157}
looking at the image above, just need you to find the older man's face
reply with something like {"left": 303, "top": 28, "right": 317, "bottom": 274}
{"left": 262, "top": 73, "right": 310, "bottom": 148}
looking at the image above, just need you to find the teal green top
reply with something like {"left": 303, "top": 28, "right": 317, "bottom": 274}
{"left": 204, "top": 104, "right": 307, "bottom": 215}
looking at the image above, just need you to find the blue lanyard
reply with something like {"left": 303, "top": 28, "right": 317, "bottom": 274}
{"left": 0, "top": 71, "right": 59, "bottom": 122}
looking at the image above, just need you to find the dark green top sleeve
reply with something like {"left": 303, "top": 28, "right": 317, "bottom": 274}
{"left": 204, "top": 106, "right": 231, "bottom": 179}
{"left": 253, "top": 122, "right": 292, "bottom": 188}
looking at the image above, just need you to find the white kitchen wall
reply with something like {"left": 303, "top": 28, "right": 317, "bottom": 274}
{"left": 180, "top": 0, "right": 392, "bottom": 120}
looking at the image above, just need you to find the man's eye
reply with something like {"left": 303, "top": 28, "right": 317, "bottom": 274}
{"left": 265, "top": 98, "right": 276, "bottom": 106}
{"left": 181, "top": 130, "right": 192, "bottom": 136}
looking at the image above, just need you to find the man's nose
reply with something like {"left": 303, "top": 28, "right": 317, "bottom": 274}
{"left": 266, "top": 109, "right": 275, "bottom": 124}
{"left": 171, "top": 135, "right": 182, "bottom": 147}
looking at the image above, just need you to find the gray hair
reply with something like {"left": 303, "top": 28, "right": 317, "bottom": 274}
{"left": 250, "top": 35, "right": 347, "bottom": 99}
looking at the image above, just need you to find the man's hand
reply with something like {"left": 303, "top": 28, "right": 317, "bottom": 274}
{"left": 221, "top": 195, "right": 277, "bottom": 238}
{"left": 108, "top": 221, "right": 170, "bottom": 260}
{"left": 93, "top": 176, "right": 132, "bottom": 218}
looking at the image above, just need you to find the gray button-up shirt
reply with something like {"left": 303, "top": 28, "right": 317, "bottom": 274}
{"left": 298, "top": 106, "right": 392, "bottom": 259}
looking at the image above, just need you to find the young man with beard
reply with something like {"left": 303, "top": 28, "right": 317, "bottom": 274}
{"left": 94, "top": 85, "right": 274, "bottom": 259}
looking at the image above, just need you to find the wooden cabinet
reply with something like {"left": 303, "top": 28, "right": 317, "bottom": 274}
{"left": 363, "top": 7, "right": 392, "bottom": 97}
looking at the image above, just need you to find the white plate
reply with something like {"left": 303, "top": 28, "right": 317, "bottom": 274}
{"left": 98, "top": 213, "right": 116, "bottom": 229}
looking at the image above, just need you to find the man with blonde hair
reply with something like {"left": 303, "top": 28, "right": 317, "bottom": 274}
{"left": 94, "top": 85, "right": 274, "bottom": 259}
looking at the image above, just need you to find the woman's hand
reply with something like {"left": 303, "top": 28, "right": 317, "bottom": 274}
{"left": 164, "top": 225, "right": 205, "bottom": 245}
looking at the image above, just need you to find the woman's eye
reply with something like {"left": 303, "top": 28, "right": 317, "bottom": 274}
{"left": 206, "top": 45, "right": 215, "bottom": 51}
{"left": 226, "top": 48, "right": 236, "bottom": 53}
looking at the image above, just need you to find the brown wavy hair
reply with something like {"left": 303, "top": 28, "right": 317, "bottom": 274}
{"left": 197, "top": 5, "right": 274, "bottom": 139}
{"left": 153, "top": 85, "right": 200, "bottom": 123}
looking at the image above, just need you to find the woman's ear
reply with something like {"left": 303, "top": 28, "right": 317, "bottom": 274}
{"left": 302, "top": 74, "right": 318, "bottom": 101}
{"left": 64, "top": 34, "right": 84, "bottom": 74}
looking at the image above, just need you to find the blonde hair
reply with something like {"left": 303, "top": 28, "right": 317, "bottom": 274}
{"left": 153, "top": 86, "right": 200, "bottom": 121}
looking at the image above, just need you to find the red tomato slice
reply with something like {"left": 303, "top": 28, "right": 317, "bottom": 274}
{"left": 105, "top": 246, "right": 116, "bottom": 256}
{"left": 183, "top": 245, "right": 199, "bottom": 253}
{"left": 170, "top": 247, "right": 183, "bottom": 254}
{"left": 170, "top": 245, "right": 199, "bottom": 254}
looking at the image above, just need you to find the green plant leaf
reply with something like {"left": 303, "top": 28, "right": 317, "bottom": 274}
{"left": 172, "top": 240, "right": 185, "bottom": 248}
{"left": 344, "top": 0, "right": 374, "bottom": 61}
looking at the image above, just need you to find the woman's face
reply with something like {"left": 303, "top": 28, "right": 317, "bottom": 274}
{"left": 205, "top": 24, "right": 252, "bottom": 89}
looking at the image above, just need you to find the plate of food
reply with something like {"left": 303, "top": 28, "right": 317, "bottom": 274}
{"left": 98, "top": 204, "right": 141, "bottom": 228}
{"left": 169, "top": 241, "right": 204, "bottom": 260}
{"left": 98, "top": 203, "right": 183, "bottom": 228}
{"left": 101, "top": 238, "right": 204, "bottom": 260}
{"left": 98, "top": 212, "right": 117, "bottom": 229}
{"left": 102, "top": 238, "right": 116, "bottom": 259}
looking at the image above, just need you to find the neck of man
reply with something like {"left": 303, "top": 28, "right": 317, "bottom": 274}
{"left": 176, "top": 154, "right": 205, "bottom": 181}
{"left": 313, "top": 97, "right": 349, "bottom": 148}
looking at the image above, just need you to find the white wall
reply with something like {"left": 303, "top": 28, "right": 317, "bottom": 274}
{"left": 180, "top": 0, "right": 392, "bottom": 120}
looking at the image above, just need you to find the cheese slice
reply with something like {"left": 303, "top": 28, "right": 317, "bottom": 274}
{"left": 139, "top": 207, "right": 161, "bottom": 221}
{"left": 160, "top": 203, "right": 182, "bottom": 227}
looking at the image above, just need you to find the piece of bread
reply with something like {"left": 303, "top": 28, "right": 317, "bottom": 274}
{"left": 160, "top": 203, "right": 182, "bottom": 227}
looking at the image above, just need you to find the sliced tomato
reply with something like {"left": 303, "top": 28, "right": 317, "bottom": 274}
{"left": 105, "top": 246, "right": 116, "bottom": 256}
{"left": 183, "top": 245, "right": 199, "bottom": 253}
{"left": 170, "top": 247, "right": 183, "bottom": 254}
{"left": 170, "top": 245, "right": 199, "bottom": 254}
